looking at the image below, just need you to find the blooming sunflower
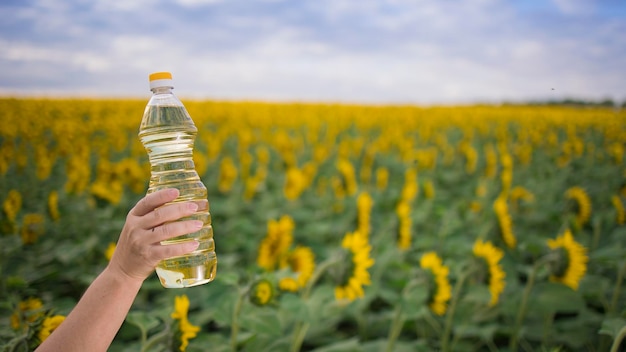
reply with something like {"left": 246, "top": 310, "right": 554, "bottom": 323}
{"left": 250, "top": 279, "right": 276, "bottom": 306}
{"left": 420, "top": 251, "right": 451, "bottom": 316}
{"left": 10, "top": 297, "right": 43, "bottom": 330}
{"left": 218, "top": 157, "right": 238, "bottom": 193}
{"left": 423, "top": 180, "right": 435, "bottom": 199}
{"left": 472, "top": 240, "right": 506, "bottom": 306}
{"left": 500, "top": 169, "right": 513, "bottom": 194}
{"left": 509, "top": 186, "right": 534, "bottom": 209}
{"left": 47, "top": 191, "right": 60, "bottom": 221}
{"left": 547, "top": 229, "right": 588, "bottom": 290}
{"left": 105, "top": 242, "right": 116, "bottom": 261}
{"left": 21, "top": 213, "right": 45, "bottom": 245}
{"left": 3, "top": 189, "right": 22, "bottom": 222}
{"left": 375, "top": 167, "right": 389, "bottom": 190}
{"left": 257, "top": 215, "right": 295, "bottom": 271}
{"left": 171, "top": 295, "right": 200, "bottom": 352}
{"left": 565, "top": 186, "right": 592, "bottom": 226}
{"left": 284, "top": 167, "right": 307, "bottom": 200}
{"left": 357, "top": 192, "right": 373, "bottom": 237}
{"left": 493, "top": 196, "right": 517, "bottom": 248}
{"left": 336, "top": 158, "right": 358, "bottom": 196}
{"left": 483, "top": 144, "right": 497, "bottom": 178}
{"left": 400, "top": 168, "right": 419, "bottom": 203}
{"left": 38, "top": 315, "right": 65, "bottom": 343}
{"left": 460, "top": 143, "right": 478, "bottom": 174}
{"left": 334, "top": 230, "right": 375, "bottom": 302}
{"left": 278, "top": 246, "right": 316, "bottom": 292}
{"left": 396, "top": 201, "right": 412, "bottom": 250}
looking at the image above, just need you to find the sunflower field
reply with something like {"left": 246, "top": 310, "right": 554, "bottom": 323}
{"left": 1, "top": 98, "right": 626, "bottom": 352}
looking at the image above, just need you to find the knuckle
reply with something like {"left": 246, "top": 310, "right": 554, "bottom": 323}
{"left": 160, "top": 223, "right": 173, "bottom": 239}
{"left": 152, "top": 207, "right": 163, "bottom": 223}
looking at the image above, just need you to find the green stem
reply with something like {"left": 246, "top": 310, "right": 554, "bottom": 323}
{"left": 441, "top": 267, "right": 474, "bottom": 352}
{"left": 7, "top": 334, "right": 29, "bottom": 352}
{"left": 303, "top": 255, "right": 341, "bottom": 300}
{"left": 385, "top": 277, "right": 424, "bottom": 351}
{"left": 610, "top": 260, "right": 626, "bottom": 315}
{"left": 290, "top": 256, "right": 341, "bottom": 352}
{"left": 423, "top": 311, "right": 442, "bottom": 335}
{"left": 290, "top": 322, "right": 311, "bottom": 352}
{"left": 610, "top": 325, "right": 626, "bottom": 352}
{"left": 141, "top": 326, "right": 171, "bottom": 352}
{"left": 509, "top": 262, "right": 541, "bottom": 351}
{"left": 385, "top": 306, "right": 404, "bottom": 352}
{"left": 542, "top": 311, "right": 554, "bottom": 347}
{"left": 230, "top": 287, "right": 247, "bottom": 352}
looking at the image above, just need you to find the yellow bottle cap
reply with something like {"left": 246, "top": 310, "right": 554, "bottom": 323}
{"left": 149, "top": 71, "right": 173, "bottom": 90}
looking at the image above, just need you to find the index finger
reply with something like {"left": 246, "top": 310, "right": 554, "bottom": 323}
{"left": 130, "top": 188, "right": 179, "bottom": 217}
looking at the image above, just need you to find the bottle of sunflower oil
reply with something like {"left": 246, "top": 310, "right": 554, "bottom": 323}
{"left": 139, "top": 71, "right": 217, "bottom": 288}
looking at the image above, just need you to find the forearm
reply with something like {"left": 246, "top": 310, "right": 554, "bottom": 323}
{"left": 36, "top": 266, "right": 144, "bottom": 352}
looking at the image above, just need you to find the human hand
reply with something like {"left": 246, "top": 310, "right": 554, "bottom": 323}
{"left": 107, "top": 188, "right": 201, "bottom": 282}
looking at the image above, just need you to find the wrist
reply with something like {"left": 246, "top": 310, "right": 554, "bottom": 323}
{"left": 103, "top": 263, "right": 146, "bottom": 290}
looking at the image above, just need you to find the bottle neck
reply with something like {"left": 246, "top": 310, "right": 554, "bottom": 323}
{"left": 151, "top": 86, "right": 174, "bottom": 95}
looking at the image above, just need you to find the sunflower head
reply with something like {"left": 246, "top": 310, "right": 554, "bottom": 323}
{"left": 3, "top": 189, "right": 22, "bottom": 222}
{"left": 334, "top": 231, "right": 374, "bottom": 302}
{"left": 493, "top": 196, "right": 517, "bottom": 248}
{"left": 546, "top": 229, "right": 588, "bottom": 290}
{"left": 278, "top": 246, "right": 316, "bottom": 292}
{"left": 10, "top": 297, "right": 44, "bottom": 331}
{"left": 21, "top": 213, "right": 45, "bottom": 245}
{"left": 105, "top": 242, "right": 116, "bottom": 261}
{"left": 38, "top": 315, "right": 65, "bottom": 343}
{"left": 564, "top": 186, "right": 592, "bottom": 227}
{"left": 171, "top": 295, "right": 200, "bottom": 352}
{"left": 46, "top": 191, "right": 60, "bottom": 221}
{"left": 472, "top": 239, "right": 506, "bottom": 306}
{"left": 419, "top": 251, "right": 451, "bottom": 316}
{"left": 375, "top": 167, "right": 389, "bottom": 190}
{"left": 257, "top": 215, "right": 295, "bottom": 271}
{"left": 250, "top": 278, "right": 277, "bottom": 306}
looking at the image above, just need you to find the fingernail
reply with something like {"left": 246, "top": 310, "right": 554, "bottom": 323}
{"left": 187, "top": 202, "right": 198, "bottom": 212}
{"left": 168, "top": 188, "right": 179, "bottom": 197}
{"left": 193, "top": 220, "right": 204, "bottom": 228}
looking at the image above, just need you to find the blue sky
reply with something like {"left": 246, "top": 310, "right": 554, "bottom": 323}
{"left": 1, "top": 0, "right": 625, "bottom": 104}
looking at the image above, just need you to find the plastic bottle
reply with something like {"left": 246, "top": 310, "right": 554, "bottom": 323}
{"left": 139, "top": 71, "right": 217, "bottom": 288}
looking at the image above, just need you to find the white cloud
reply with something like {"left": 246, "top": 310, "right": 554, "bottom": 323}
{"left": 0, "top": 0, "right": 624, "bottom": 103}
{"left": 175, "top": 0, "right": 224, "bottom": 7}
{"left": 1, "top": 40, "right": 110, "bottom": 72}
{"left": 551, "top": 0, "right": 595, "bottom": 15}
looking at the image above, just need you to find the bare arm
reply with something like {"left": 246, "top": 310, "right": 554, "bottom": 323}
{"left": 36, "top": 188, "right": 200, "bottom": 352}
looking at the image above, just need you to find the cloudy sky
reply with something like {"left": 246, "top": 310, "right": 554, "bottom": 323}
{"left": 1, "top": 0, "right": 625, "bottom": 105}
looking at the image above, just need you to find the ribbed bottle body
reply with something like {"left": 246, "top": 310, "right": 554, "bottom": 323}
{"left": 139, "top": 104, "right": 216, "bottom": 288}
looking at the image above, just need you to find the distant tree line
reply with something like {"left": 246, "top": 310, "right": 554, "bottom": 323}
{"left": 504, "top": 98, "right": 625, "bottom": 109}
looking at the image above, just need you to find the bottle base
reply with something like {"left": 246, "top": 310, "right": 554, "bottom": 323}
{"left": 156, "top": 258, "right": 217, "bottom": 288}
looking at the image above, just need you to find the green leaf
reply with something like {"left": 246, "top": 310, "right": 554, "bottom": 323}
{"left": 309, "top": 337, "right": 360, "bottom": 352}
{"left": 361, "top": 339, "right": 430, "bottom": 352}
{"left": 187, "top": 332, "right": 231, "bottom": 352}
{"left": 454, "top": 323, "right": 498, "bottom": 341}
{"left": 216, "top": 271, "right": 240, "bottom": 286}
{"left": 400, "top": 283, "right": 429, "bottom": 320}
{"left": 239, "top": 309, "right": 282, "bottom": 336}
{"left": 528, "top": 282, "right": 585, "bottom": 314}
{"left": 125, "top": 311, "right": 161, "bottom": 336}
{"left": 280, "top": 293, "right": 310, "bottom": 323}
{"left": 590, "top": 245, "right": 625, "bottom": 263}
{"left": 599, "top": 318, "right": 626, "bottom": 338}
